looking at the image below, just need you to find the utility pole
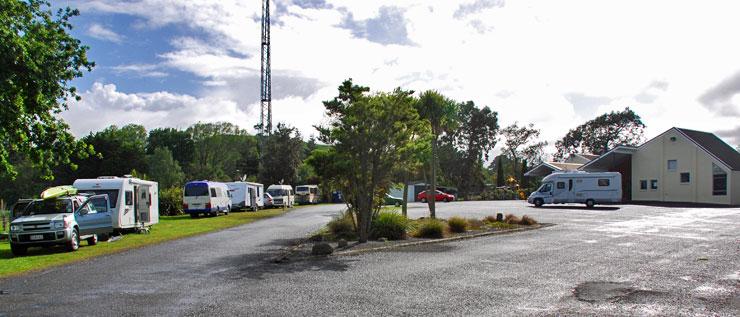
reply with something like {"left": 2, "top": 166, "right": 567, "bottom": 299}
{"left": 260, "top": 0, "right": 272, "bottom": 137}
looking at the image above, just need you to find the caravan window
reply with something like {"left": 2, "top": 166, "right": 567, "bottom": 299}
{"left": 556, "top": 182, "right": 565, "bottom": 189}
{"left": 598, "top": 179, "right": 610, "bottom": 187}
{"left": 210, "top": 188, "right": 217, "bottom": 198}
{"left": 125, "top": 191, "right": 133, "bottom": 205}
{"left": 79, "top": 190, "right": 119, "bottom": 208}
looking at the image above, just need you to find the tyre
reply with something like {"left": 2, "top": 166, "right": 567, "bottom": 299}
{"left": 98, "top": 233, "right": 111, "bottom": 242}
{"left": 534, "top": 198, "right": 544, "bottom": 207}
{"left": 10, "top": 244, "right": 27, "bottom": 256}
{"left": 444, "top": 198, "right": 451, "bottom": 203}
{"left": 585, "top": 199, "right": 595, "bottom": 208}
{"left": 66, "top": 229, "right": 80, "bottom": 252}
{"left": 190, "top": 213, "right": 199, "bottom": 218}
{"left": 87, "top": 234, "right": 98, "bottom": 246}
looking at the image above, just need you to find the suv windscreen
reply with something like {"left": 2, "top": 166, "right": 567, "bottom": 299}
{"left": 25, "top": 199, "right": 74, "bottom": 215}
{"left": 185, "top": 183, "right": 209, "bottom": 197}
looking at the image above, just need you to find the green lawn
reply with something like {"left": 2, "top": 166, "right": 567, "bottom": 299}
{"left": 0, "top": 209, "right": 288, "bottom": 278}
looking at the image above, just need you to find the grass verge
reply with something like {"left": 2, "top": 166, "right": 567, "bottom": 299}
{"left": 0, "top": 209, "right": 288, "bottom": 278}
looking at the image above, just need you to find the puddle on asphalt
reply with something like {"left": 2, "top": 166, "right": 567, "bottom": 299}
{"left": 573, "top": 281, "right": 668, "bottom": 304}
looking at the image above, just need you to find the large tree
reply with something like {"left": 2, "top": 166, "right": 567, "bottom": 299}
{"left": 187, "top": 122, "right": 247, "bottom": 181}
{"left": 259, "top": 123, "right": 304, "bottom": 186}
{"left": 415, "top": 91, "right": 458, "bottom": 218}
{"left": 555, "top": 107, "right": 645, "bottom": 160}
{"left": 501, "top": 123, "right": 547, "bottom": 182}
{"left": 147, "top": 128, "right": 194, "bottom": 167}
{"left": 0, "top": 0, "right": 94, "bottom": 179}
{"left": 71, "top": 124, "right": 148, "bottom": 180}
{"left": 318, "top": 79, "right": 422, "bottom": 242}
{"left": 450, "top": 101, "right": 499, "bottom": 197}
{"left": 147, "top": 147, "right": 185, "bottom": 189}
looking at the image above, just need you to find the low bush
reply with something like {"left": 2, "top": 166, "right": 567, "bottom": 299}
{"left": 447, "top": 216, "right": 468, "bottom": 233}
{"left": 327, "top": 210, "right": 357, "bottom": 240}
{"left": 483, "top": 215, "right": 498, "bottom": 223}
{"left": 414, "top": 219, "right": 446, "bottom": 239}
{"left": 159, "top": 186, "right": 184, "bottom": 216}
{"left": 519, "top": 215, "right": 538, "bottom": 226}
{"left": 371, "top": 211, "right": 408, "bottom": 240}
{"left": 466, "top": 218, "right": 485, "bottom": 230}
{"left": 503, "top": 214, "right": 521, "bottom": 225}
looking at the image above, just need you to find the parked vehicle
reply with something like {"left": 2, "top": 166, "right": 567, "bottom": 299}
{"left": 295, "top": 185, "right": 320, "bottom": 204}
{"left": 226, "top": 182, "right": 264, "bottom": 211}
{"left": 9, "top": 186, "right": 113, "bottom": 256}
{"left": 528, "top": 171, "right": 622, "bottom": 208}
{"left": 384, "top": 193, "right": 403, "bottom": 206}
{"left": 417, "top": 190, "right": 455, "bottom": 203}
{"left": 266, "top": 184, "right": 294, "bottom": 208}
{"left": 263, "top": 193, "right": 274, "bottom": 208}
{"left": 9, "top": 199, "right": 33, "bottom": 220}
{"left": 73, "top": 176, "right": 159, "bottom": 232}
{"left": 183, "top": 181, "right": 231, "bottom": 217}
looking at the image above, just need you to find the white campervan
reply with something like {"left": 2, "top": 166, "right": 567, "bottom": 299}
{"left": 528, "top": 172, "right": 622, "bottom": 208}
{"left": 226, "top": 182, "right": 264, "bottom": 211}
{"left": 183, "top": 181, "right": 231, "bottom": 217}
{"left": 295, "top": 185, "right": 320, "bottom": 204}
{"left": 266, "top": 184, "right": 294, "bottom": 208}
{"left": 73, "top": 176, "right": 159, "bottom": 231}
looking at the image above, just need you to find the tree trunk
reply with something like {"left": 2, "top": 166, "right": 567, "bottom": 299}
{"left": 402, "top": 174, "right": 409, "bottom": 218}
{"left": 428, "top": 136, "right": 437, "bottom": 219}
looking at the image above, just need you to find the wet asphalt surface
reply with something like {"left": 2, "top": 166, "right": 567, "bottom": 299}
{"left": 1, "top": 201, "right": 738, "bottom": 316}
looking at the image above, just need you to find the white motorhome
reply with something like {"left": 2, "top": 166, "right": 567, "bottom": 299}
{"left": 266, "top": 184, "right": 294, "bottom": 208}
{"left": 226, "top": 182, "right": 264, "bottom": 211}
{"left": 295, "top": 185, "right": 320, "bottom": 204}
{"left": 183, "top": 181, "right": 231, "bottom": 217}
{"left": 73, "top": 176, "right": 159, "bottom": 230}
{"left": 528, "top": 172, "right": 622, "bottom": 208}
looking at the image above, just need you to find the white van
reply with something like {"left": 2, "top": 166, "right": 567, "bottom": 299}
{"left": 183, "top": 181, "right": 231, "bottom": 217}
{"left": 226, "top": 182, "right": 264, "bottom": 211}
{"left": 528, "top": 172, "right": 622, "bottom": 208}
{"left": 295, "top": 185, "right": 320, "bottom": 204}
{"left": 266, "top": 184, "right": 294, "bottom": 208}
{"left": 73, "top": 176, "right": 159, "bottom": 231}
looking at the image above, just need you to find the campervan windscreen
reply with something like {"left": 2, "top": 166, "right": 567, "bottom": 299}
{"left": 296, "top": 186, "right": 308, "bottom": 192}
{"left": 26, "top": 199, "right": 73, "bottom": 215}
{"left": 185, "top": 183, "right": 209, "bottom": 197}
{"left": 267, "top": 188, "right": 290, "bottom": 196}
{"left": 78, "top": 190, "right": 119, "bottom": 208}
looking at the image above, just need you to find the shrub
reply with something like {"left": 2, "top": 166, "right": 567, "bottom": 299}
{"left": 447, "top": 216, "right": 468, "bottom": 233}
{"left": 519, "top": 215, "right": 538, "bottom": 226}
{"left": 159, "top": 186, "right": 184, "bottom": 216}
{"left": 414, "top": 219, "right": 445, "bottom": 239}
{"left": 483, "top": 215, "right": 498, "bottom": 223}
{"left": 503, "top": 214, "right": 520, "bottom": 225}
{"left": 327, "top": 210, "right": 357, "bottom": 240}
{"left": 466, "top": 218, "right": 484, "bottom": 230}
{"left": 371, "top": 211, "right": 408, "bottom": 240}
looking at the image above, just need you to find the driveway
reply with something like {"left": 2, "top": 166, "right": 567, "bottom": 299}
{"left": 1, "top": 201, "right": 738, "bottom": 316}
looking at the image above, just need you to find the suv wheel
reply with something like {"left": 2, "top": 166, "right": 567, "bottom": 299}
{"left": 10, "top": 244, "right": 27, "bottom": 256}
{"left": 87, "top": 234, "right": 98, "bottom": 246}
{"left": 66, "top": 229, "right": 80, "bottom": 252}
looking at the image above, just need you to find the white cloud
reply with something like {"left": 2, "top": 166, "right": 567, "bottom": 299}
{"left": 71, "top": 0, "right": 740, "bottom": 152}
{"left": 111, "top": 64, "right": 168, "bottom": 78}
{"left": 87, "top": 23, "right": 124, "bottom": 43}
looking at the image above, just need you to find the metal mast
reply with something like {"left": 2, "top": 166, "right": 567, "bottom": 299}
{"left": 260, "top": 0, "right": 272, "bottom": 136}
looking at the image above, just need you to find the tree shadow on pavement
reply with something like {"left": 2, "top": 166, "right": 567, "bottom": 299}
{"left": 532, "top": 206, "right": 620, "bottom": 211}
{"left": 214, "top": 251, "right": 355, "bottom": 281}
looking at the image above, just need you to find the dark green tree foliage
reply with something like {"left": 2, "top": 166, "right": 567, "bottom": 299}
{"left": 147, "top": 128, "right": 194, "bottom": 166}
{"left": 318, "top": 79, "right": 422, "bottom": 242}
{"left": 260, "top": 123, "right": 304, "bottom": 186}
{"left": 0, "top": 0, "right": 94, "bottom": 179}
{"left": 0, "top": 155, "right": 49, "bottom": 204}
{"left": 520, "top": 159, "right": 528, "bottom": 189}
{"left": 305, "top": 147, "right": 338, "bottom": 201}
{"left": 147, "top": 147, "right": 185, "bottom": 189}
{"left": 187, "top": 122, "right": 248, "bottom": 181}
{"left": 450, "top": 101, "right": 499, "bottom": 197}
{"left": 555, "top": 107, "right": 645, "bottom": 159}
{"left": 73, "top": 124, "right": 148, "bottom": 179}
{"left": 501, "top": 122, "right": 547, "bottom": 181}
{"left": 496, "top": 156, "right": 505, "bottom": 187}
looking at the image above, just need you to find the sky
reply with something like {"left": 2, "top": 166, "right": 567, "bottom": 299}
{"left": 58, "top": 0, "right": 740, "bottom": 153}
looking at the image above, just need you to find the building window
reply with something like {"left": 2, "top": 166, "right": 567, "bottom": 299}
{"left": 712, "top": 163, "right": 727, "bottom": 196}
{"left": 640, "top": 180, "right": 647, "bottom": 190}
{"left": 667, "top": 160, "right": 677, "bottom": 171}
{"left": 650, "top": 180, "right": 658, "bottom": 190}
{"left": 680, "top": 173, "right": 690, "bottom": 183}
{"left": 598, "top": 179, "right": 610, "bottom": 187}
{"left": 557, "top": 182, "right": 565, "bottom": 189}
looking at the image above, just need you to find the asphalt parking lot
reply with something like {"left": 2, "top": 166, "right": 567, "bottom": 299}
{"left": 0, "top": 201, "right": 738, "bottom": 316}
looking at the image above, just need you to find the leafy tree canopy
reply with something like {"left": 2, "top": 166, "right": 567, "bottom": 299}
{"left": 555, "top": 107, "right": 645, "bottom": 160}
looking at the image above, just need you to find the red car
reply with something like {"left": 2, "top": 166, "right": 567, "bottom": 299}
{"left": 417, "top": 190, "right": 455, "bottom": 202}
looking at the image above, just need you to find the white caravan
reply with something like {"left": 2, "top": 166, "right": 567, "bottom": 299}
{"left": 73, "top": 176, "right": 159, "bottom": 230}
{"left": 226, "top": 182, "right": 264, "bottom": 211}
{"left": 183, "top": 181, "right": 231, "bottom": 217}
{"left": 527, "top": 172, "right": 622, "bottom": 208}
{"left": 295, "top": 185, "right": 320, "bottom": 204}
{"left": 266, "top": 184, "right": 294, "bottom": 208}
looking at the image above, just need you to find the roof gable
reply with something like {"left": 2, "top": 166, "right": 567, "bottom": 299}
{"left": 675, "top": 128, "right": 740, "bottom": 171}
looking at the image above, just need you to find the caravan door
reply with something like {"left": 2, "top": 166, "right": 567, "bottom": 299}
{"left": 248, "top": 187, "right": 257, "bottom": 210}
{"left": 135, "top": 185, "right": 152, "bottom": 224}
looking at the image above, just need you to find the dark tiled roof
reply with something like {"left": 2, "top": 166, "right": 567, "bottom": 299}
{"left": 677, "top": 128, "right": 740, "bottom": 171}
{"left": 578, "top": 154, "right": 601, "bottom": 161}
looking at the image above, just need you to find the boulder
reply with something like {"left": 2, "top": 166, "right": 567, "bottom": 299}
{"left": 337, "top": 239, "right": 348, "bottom": 248}
{"left": 312, "top": 242, "right": 334, "bottom": 256}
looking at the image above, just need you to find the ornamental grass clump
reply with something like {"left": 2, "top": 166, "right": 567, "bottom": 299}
{"left": 466, "top": 218, "right": 485, "bottom": 230}
{"left": 414, "top": 219, "right": 446, "bottom": 239}
{"left": 327, "top": 210, "right": 357, "bottom": 240}
{"left": 503, "top": 214, "right": 521, "bottom": 225}
{"left": 447, "top": 216, "right": 468, "bottom": 233}
{"left": 519, "top": 215, "right": 538, "bottom": 226}
{"left": 483, "top": 215, "right": 498, "bottom": 223}
{"left": 371, "top": 211, "right": 409, "bottom": 240}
